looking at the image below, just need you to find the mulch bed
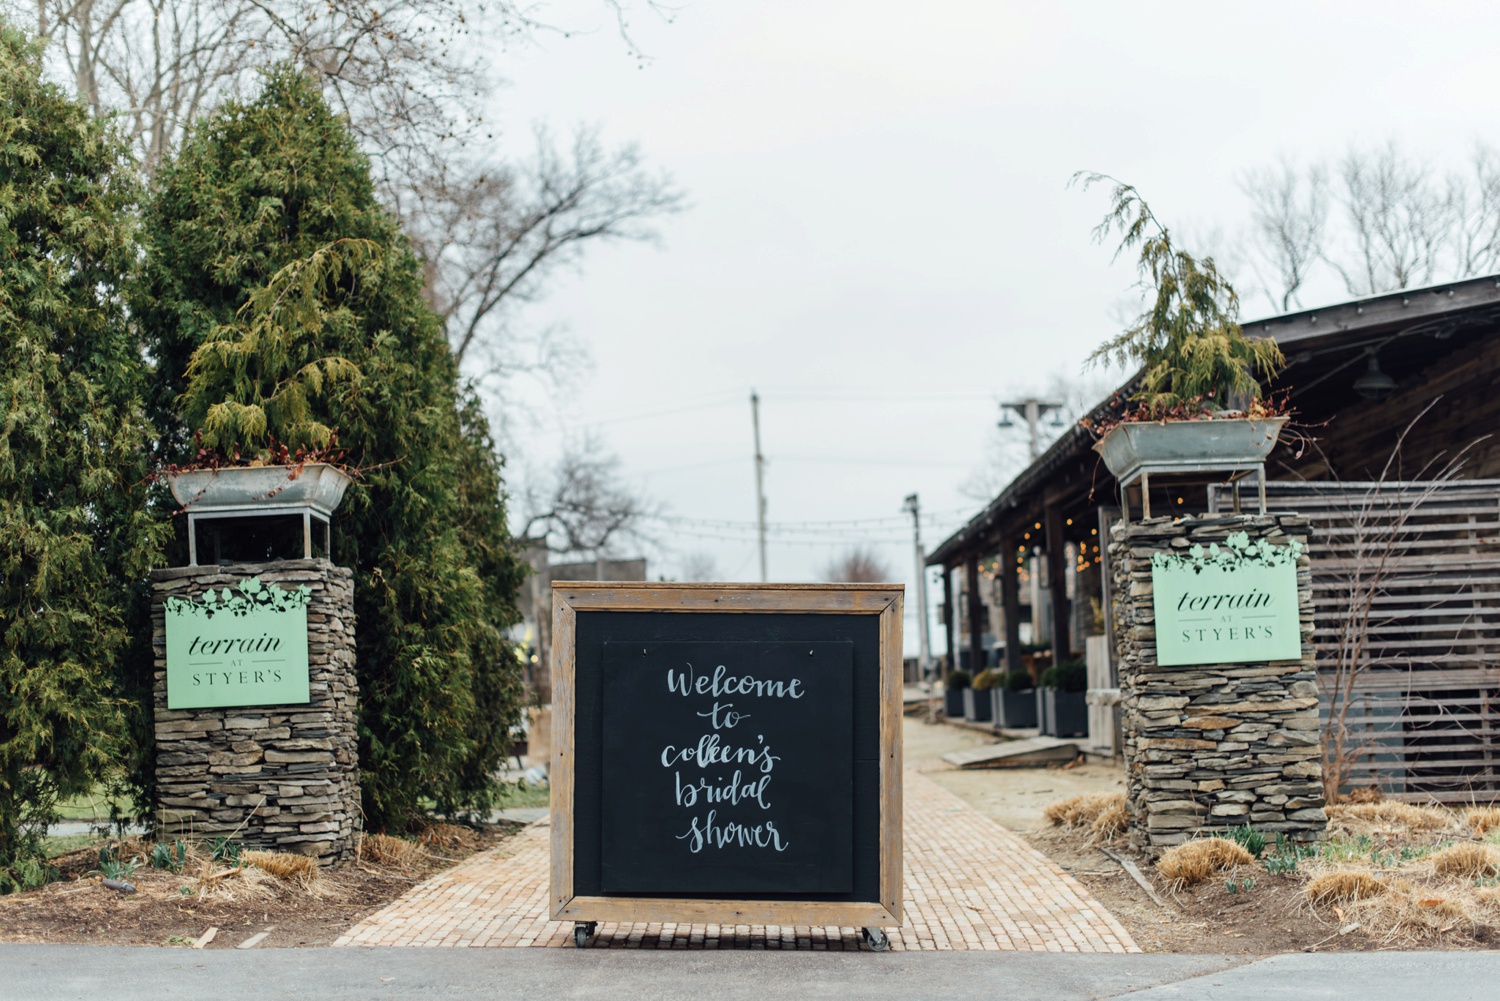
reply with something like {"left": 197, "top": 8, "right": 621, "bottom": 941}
{"left": 0, "top": 822, "right": 523, "bottom": 949}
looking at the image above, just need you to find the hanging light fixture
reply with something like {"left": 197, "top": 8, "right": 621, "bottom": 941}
{"left": 1353, "top": 352, "right": 1396, "bottom": 400}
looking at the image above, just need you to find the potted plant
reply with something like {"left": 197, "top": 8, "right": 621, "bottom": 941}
{"left": 165, "top": 439, "right": 353, "bottom": 515}
{"left": 162, "top": 242, "right": 365, "bottom": 516}
{"left": 994, "top": 669, "right": 1038, "bottom": 729}
{"left": 965, "top": 668, "right": 1000, "bottom": 723}
{"left": 1075, "top": 175, "right": 1288, "bottom": 479}
{"left": 1037, "top": 659, "right": 1089, "bottom": 737}
{"left": 943, "top": 668, "right": 970, "bottom": 719}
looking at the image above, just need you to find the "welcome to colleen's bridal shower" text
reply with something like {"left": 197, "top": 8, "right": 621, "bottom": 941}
{"left": 659, "top": 662, "right": 805, "bottom": 854}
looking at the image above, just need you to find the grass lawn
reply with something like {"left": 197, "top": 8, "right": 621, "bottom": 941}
{"left": 492, "top": 780, "right": 550, "bottom": 811}
{"left": 53, "top": 786, "right": 138, "bottom": 823}
{"left": 41, "top": 833, "right": 99, "bottom": 858}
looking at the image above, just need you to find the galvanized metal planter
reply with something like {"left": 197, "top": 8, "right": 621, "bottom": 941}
{"left": 167, "top": 463, "right": 353, "bottom": 565}
{"left": 1037, "top": 688, "right": 1088, "bottom": 738}
{"left": 994, "top": 687, "right": 1038, "bottom": 729}
{"left": 1093, "top": 417, "right": 1287, "bottom": 520}
{"left": 168, "top": 463, "right": 353, "bottom": 514}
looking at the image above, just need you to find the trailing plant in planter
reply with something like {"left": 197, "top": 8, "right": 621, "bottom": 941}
{"left": 1077, "top": 174, "right": 1284, "bottom": 418}
{"left": 1074, "top": 175, "right": 1292, "bottom": 483}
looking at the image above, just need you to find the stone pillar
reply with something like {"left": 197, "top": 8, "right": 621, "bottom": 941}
{"left": 1109, "top": 515, "right": 1325, "bottom": 852}
{"left": 151, "top": 559, "right": 360, "bottom": 862}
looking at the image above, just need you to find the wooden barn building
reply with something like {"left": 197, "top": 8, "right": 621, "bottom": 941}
{"left": 930, "top": 274, "right": 1500, "bottom": 802}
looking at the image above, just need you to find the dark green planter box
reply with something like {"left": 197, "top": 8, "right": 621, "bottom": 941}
{"left": 944, "top": 688, "right": 966, "bottom": 718}
{"left": 994, "top": 688, "right": 1038, "bottom": 729}
{"left": 1037, "top": 688, "right": 1088, "bottom": 737}
{"left": 962, "top": 687, "right": 993, "bottom": 723}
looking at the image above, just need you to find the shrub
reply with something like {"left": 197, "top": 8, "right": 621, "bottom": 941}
{"left": 0, "top": 21, "right": 165, "bottom": 882}
{"left": 1002, "top": 670, "right": 1035, "bottom": 692}
{"left": 1039, "top": 659, "right": 1088, "bottom": 693}
{"left": 1157, "top": 838, "right": 1254, "bottom": 888}
{"left": 946, "top": 669, "right": 972, "bottom": 690}
{"left": 139, "top": 68, "right": 526, "bottom": 831}
{"left": 971, "top": 669, "right": 1003, "bottom": 691}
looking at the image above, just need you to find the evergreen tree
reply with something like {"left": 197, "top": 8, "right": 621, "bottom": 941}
{"left": 139, "top": 68, "right": 527, "bottom": 830}
{"left": 0, "top": 22, "right": 164, "bottom": 884}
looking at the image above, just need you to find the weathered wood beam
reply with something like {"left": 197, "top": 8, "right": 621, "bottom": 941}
{"left": 965, "top": 550, "right": 984, "bottom": 673}
{"left": 1045, "top": 504, "right": 1071, "bottom": 659}
{"left": 999, "top": 533, "right": 1023, "bottom": 678}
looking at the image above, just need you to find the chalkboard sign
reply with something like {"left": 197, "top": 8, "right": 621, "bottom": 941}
{"left": 550, "top": 583, "right": 903, "bottom": 936}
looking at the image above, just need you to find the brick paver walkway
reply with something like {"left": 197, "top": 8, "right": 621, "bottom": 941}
{"left": 335, "top": 770, "right": 1137, "bottom": 952}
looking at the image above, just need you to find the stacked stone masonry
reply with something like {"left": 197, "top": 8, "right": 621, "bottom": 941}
{"left": 1109, "top": 515, "right": 1326, "bottom": 852}
{"left": 151, "top": 559, "right": 361, "bottom": 863}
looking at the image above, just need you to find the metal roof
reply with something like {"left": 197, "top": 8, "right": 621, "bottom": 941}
{"left": 927, "top": 273, "right": 1500, "bottom": 566}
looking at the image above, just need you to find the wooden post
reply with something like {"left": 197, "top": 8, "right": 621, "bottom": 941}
{"left": 965, "top": 550, "right": 984, "bottom": 672}
{"left": 1045, "top": 506, "right": 1071, "bottom": 660}
{"left": 999, "top": 533, "right": 1023, "bottom": 678}
{"left": 941, "top": 565, "right": 956, "bottom": 678}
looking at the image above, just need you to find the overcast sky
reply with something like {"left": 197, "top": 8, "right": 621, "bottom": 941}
{"left": 487, "top": 1, "right": 1500, "bottom": 650}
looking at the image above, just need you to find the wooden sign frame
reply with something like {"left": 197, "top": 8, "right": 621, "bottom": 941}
{"left": 549, "top": 582, "right": 904, "bottom": 934}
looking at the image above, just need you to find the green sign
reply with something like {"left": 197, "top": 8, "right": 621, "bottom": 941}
{"left": 164, "top": 577, "right": 311, "bottom": 709}
{"left": 1151, "top": 532, "right": 1303, "bottom": 667}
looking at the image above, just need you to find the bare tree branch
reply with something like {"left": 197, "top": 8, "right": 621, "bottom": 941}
{"left": 400, "top": 125, "right": 684, "bottom": 369}
{"left": 1237, "top": 141, "right": 1500, "bottom": 307}
{"left": 517, "top": 432, "right": 659, "bottom": 557}
{"left": 1239, "top": 156, "right": 1328, "bottom": 311}
{"left": 821, "top": 546, "right": 894, "bottom": 583}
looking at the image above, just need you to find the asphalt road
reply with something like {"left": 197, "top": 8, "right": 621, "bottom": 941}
{"left": 2, "top": 947, "right": 1498, "bottom": 1001}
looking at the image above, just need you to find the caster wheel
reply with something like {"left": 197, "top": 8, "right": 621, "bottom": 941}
{"left": 861, "top": 927, "right": 889, "bottom": 952}
{"left": 573, "top": 921, "right": 597, "bottom": 948}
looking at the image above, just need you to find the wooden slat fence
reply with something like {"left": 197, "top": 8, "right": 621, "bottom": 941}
{"left": 1210, "top": 480, "right": 1500, "bottom": 804}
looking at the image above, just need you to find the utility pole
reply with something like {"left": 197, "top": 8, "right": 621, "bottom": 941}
{"left": 999, "top": 398, "right": 1065, "bottom": 461}
{"left": 751, "top": 390, "right": 768, "bottom": 582}
{"left": 904, "top": 493, "right": 932, "bottom": 682}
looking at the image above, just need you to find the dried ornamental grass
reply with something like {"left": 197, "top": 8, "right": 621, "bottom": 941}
{"left": 243, "top": 850, "right": 319, "bottom": 885}
{"left": 1428, "top": 843, "right": 1500, "bottom": 879}
{"left": 190, "top": 859, "right": 279, "bottom": 903}
{"left": 417, "top": 823, "right": 478, "bottom": 852}
{"left": 1043, "top": 793, "right": 1126, "bottom": 830}
{"left": 1156, "top": 838, "right": 1254, "bottom": 888}
{"left": 1305, "top": 870, "right": 1389, "bottom": 907}
{"left": 1092, "top": 800, "right": 1128, "bottom": 838}
{"left": 1464, "top": 806, "right": 1500, "bottom": 836}
{"left": 1325, "top": 802, "right": 1453, "bottom": 832}
{"left": 359, "top": 833, "right": 422, "bottom": 869}
{"left": 1359, "top": 883, "right": 1479, "bottom": 943}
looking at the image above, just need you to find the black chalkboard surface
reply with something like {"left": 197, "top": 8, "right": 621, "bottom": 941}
{"left": 550, "top": 583, "right": 904, "bottom": 942}
{"left": 600, "top": 640, "right": 854, "bottom": 895}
